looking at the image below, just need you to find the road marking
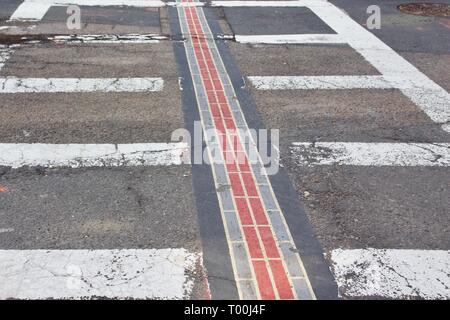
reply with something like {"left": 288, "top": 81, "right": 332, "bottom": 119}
{"left": 0, "top": 228, "right": 14, "bottom": 234}
{"left": 211, "top": 1, "right": 319, "bottom": 7}
{"left": 0, "top": 248, "right": 200, "bottom": 299}
{"left": 291, "top": 142, "right": 450, "bottom": 166}
{"left": 0, "top": 46, "right": 14, "bottom": 71}
{"left": 0, "top": 143, "right": 188, "bottom": 168}
{"left": 178, "top": 0, "right": 314, "bottom": 300}
{"left": 330, "top": 248, "right": 450, "bottom": 299}
{"left": 235, "top": 34, "right": 345, "bottom": 44}
{"left": 0, "top": 77, "right": 163, "bottom": 93}
{"left": 248, "top": 76, "right": 394, "bottom": 90}
{"left": 19, "top": 34, "right": 168, "bottom": 44}
{"left": 9, "top": 0, "right": 52, "bottom": 21}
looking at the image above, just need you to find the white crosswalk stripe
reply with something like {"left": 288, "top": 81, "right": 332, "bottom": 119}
{"left": 0, "top": 45, "right": 15, "bottom": 71}
{"left": 235, "top": 34, "right": 345, "bottom": 44}
{"left": 0, "top": 249, "right": 201, "bottom": 299}
{"left": 0, "top": 77, "right": 164, "bottom": 93}
{"left": 248, "top": 75, "right": 394, "bottom": 90}
{"left": 291, "top": 142, "right": 450, "bottom": 167}
{"left": 329, "top": 249, "right": 450, "bottom": 299}
{"left": 0, "top": 143, "right": 189, "bottom": 168}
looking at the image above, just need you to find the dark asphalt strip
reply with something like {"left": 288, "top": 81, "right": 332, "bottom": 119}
{"left": 169, "top": 6, "right": 239, "bottom": 300}
{"left": 202, "top": 8, "right": 339, "bottom": 300}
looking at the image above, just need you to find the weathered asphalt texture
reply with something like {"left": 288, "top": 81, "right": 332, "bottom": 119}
{"left": 223, "top": 6, "right": 336, "bottom": 35}
{"left": 0, "top": 0, "right": 21, "bottom": 23}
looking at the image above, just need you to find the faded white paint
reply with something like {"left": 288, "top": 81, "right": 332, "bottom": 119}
{"left": 330, "top": 248, "right": 450, "bottom": 299}
{"left": 248, "top": 75, "right": 394, "bottom": 90}
{"left": 0, "top": 249, "right": 201, "bottom": 299}
{"left": 291, "top": 142, "right": 450, "bottom": 166}
{"left": 0, "top": 46, "right": 14, "bottom": 71}
{"left": 211, "top": 1, "right": 323, "bottom": 7}
{"left": 0, "top": 228, "right": 14, "bottom": 234}
{"left": 42, "top": 34, "right": 167, "bottom": 43}
{"left": 235, "top": 34, "right": 344, "bottom": 44}
{"left": 0, "top": 77, "right": 164, "bottom": 93}
{"left": 52, "top": 0, "right": 165, "bottom": 5}
{"left": 0, "top": 143, "right": 189, "bottom": 168}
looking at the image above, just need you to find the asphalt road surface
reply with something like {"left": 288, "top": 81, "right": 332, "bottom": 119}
{"left": 0, "top": 0, "right": 449, "bottom": 300}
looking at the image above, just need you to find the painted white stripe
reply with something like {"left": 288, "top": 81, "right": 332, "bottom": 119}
{"left": 248, "top": 75, "right": 394, "bottom": 90}
{"left": 0, "top": 143, "right": 189, "bottom": 168}
{"left": 40, "top": 34, "right": 167, "bottom": 44}
{"left": 306, "top": 2, "right": 450, "bottom": 129}
{"left": 330, "top": 249, "right": 450, "bottom": 299}
{"left": 0, "top": 77, "right": 163, "bottom": 93}
{"left": 0, "top": 46, "right": 14, "bottom": 71}
{"left": 235, "top": 34, "right": 345, "bottom": 44}
{"left": 0, "top": 249, "right": 200, "bottom": 299}
{"left": 211, "top": 1, "right": 322, "bottom": 7}
{"left": 291, "top": 142, "right": 450, "bottom": 166}
{"left": 9, "top": 1, "right": 52, "bottom": 21}
{"left": 0, "top": 228, "right": 14, "bottom": 233}
{"left": 52, "top": 0, "right": 165, "bottom": 5}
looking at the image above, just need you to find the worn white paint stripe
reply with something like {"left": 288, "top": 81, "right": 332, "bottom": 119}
{"left": 248, "top": 75, "right": 394, "bottom": 90}
{"left": 211, "top": 1, "right": 323, "bottom": 7}
{"left": 38, "top": 34, "right": 167, "bottom": 44}
{"left": 291, "top": 142, "right": 450, "bottom": 166}
{"left": 307, "top": 2, "right": 450, "bottom": 127}
{"left": 0, "top": 77, "right": 163, "bottom": 93}
{"left": 0, "top": 143, "right": 189, "bottom": 168}
{"left": 235, "top": 34, "right": 345, "bottom": 44}
{"left": 0, "top": 249, "right": 200, "bottom": 299}
{"left": 330, "top": 249, "right": 450, "bottom": 299}
{"left": 1, "top": 35, "right": 165, "bottom": 45}
{"left": 51, "top": 0, "right": 165, "bottom": 5}
{"left": 51, "top": 0, "right": 203, "bottom": 6}
{"left": 0, "top": 46, "right": 14, "bottom": 71}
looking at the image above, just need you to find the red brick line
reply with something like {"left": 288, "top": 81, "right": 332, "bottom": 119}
{"left": 183, "top": 1, "right": 295, "bottom": 300}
